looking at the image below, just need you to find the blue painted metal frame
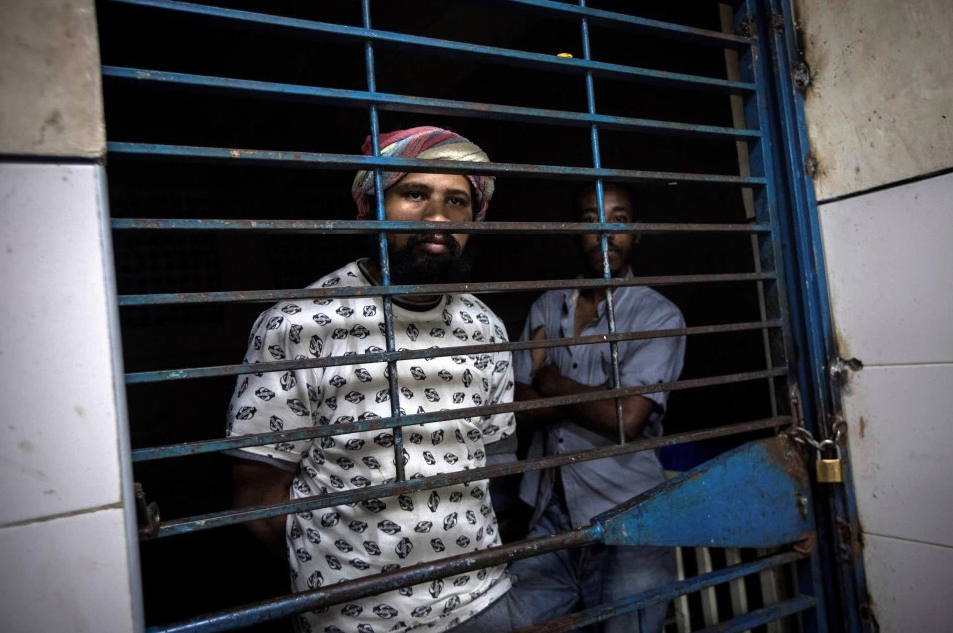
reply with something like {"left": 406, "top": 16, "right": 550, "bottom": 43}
{"left": 107, "top": 142, "right": 766, "bottom": 186}
{"left": 760, "top": 0, "right": 872, "bottom": 630}
{"left": 578, "top": 0, "right": 626, "bottom": 442}
{"left": 598, "top": 436, "right": 813, "bottom": 549}
{"left": 144, "top": 439, "right": 812, "bottom": 632}
{"left": 110, "top": 0, "right": 754, "bottom": 93}
{"left": 97, "top": 0, "right": 862, "bottom": 630}
{"left": 735, "top": 1, "right": 841, "bottom": 630}
{"left": 101, "top": 66, "right": 759, "bottom": 141}
{"left": 115, "top": 271, "right": 777, "bottom": 307}
{"left": 125, "top": 321, "right": 780, "bottom": 386}
{"left": 496, "top": 0, "right": 752, "bottom": 49}
{"left": 110, "top": 217, "right": 772, "bottom": 233}
{"left": 149, "top": 413, "right": 787, "bottom": 539}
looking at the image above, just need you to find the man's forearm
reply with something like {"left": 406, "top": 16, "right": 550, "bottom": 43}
{"left": 232, "top": 459, "right": 296, "bottom": 559}
{"left": 546, "top": 374, "right": 624, "bottom": 436}
{"left": 514, "top": 382, "right": 563, "bottom": 423}
{"left": 539, "top": 371, "right": 654, "bottom": 441}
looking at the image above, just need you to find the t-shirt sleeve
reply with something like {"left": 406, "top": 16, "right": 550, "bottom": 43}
{"left": 617, "top": 304, "right": 686, "bottom": 425}
{"left": 225, "top": 309, "right": 322, "bottom": 467}
{"left": 512, "top": 297, "right": 548, "bottom": 386}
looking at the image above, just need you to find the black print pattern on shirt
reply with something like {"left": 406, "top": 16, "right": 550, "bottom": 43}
{"left": 227, "top": 261, "right": 516, "bottom": 633}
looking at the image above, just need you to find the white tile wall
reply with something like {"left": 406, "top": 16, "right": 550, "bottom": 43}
{"left": 840, "top": 364, "right": 953, "bottom": 547}
{"left": 819, "top": 171, "right": 953, "bottom": 632}
{"left": 862, "top": 533, "right": 953, "bottom": 632}
{"left": 0, "top": 163, "right": 123, "bottom": 524}
{"left": 0, "top": 508, "right": 137, "bottom": 632}
{"left": 818, "top": 172, "right": 953, "bottom": 366}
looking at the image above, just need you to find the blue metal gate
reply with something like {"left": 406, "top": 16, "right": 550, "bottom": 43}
{"left": 97, "top": 0, "right": 869, "bottom": 631}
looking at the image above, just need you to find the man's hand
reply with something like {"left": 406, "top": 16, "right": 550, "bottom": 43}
{"left": 531, "top": 363, "right": 655, "bottom": 442}
{"left": 534, "top": 363, "right": 566, "bottom": 397}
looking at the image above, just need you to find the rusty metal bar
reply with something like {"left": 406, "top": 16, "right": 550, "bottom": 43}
{"left": 134, "top": 369, "right": 786, "bottom": 460}
{"left": 687, "top": 596, "right": 817, "bottom": 633}
{"left": 107, "top": 142, "right": 766, "bottom": 186}
{"left": 516, "top": 581, "right": 814, "bottom": 633}
{"left": 578, "top": 1, "right": 626, "bottom": 444}
{"left": 148, "top": 526, "right": 601, "bottom": 633}
{"left": 145, "top": 542, "right": 804, "bottom": 633}
{"left": 110, "top": 218, "right": 771, "bottom": 234}
{"left": 135, "top": 372, "right": 787, "bottom": 463}
{"left": 126, "top": 320, "right": 779, "bottom": 384}
{"left": 107, "top": 0, "right": 755, "bottom": 94}
{"left": 151, "top": 414, "right": 788, "bottom": 537}
{"left": 118, "top": 272, "right": 775, "bottom": 307}
{"left": 102, "top": 66, "right": 760, "bottom": 142}
{"left": 496, "top": 0, "right": 752, "bottom": 49}
{"left": 360, "top": 0, "right": 406, "bottom": 483}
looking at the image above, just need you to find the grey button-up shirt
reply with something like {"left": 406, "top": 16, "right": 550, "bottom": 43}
{"left": 513, "top": 272, "right": 686, "bottom": 529}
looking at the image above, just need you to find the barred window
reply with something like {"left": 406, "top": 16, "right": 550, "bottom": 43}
{"left": 100, "top": 1, "right": 817, "bottom": 632}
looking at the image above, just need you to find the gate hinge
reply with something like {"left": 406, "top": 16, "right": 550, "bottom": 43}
{"left": 836, "top": 516, "right": 864, "bottom": 564}
{"left": 771, "top": 13, "right": 784, "bottom": 32}
{"left": 738, "top": 18, "right": 756, "bottom": 38}
{"left": 788, "top": 383, "right": 805, "bottom": 427}
{"left": 135, "top": 482, "right": 161, "bottom": 539}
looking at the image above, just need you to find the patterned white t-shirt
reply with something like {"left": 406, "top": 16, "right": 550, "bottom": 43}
{"left": 227, "top": 260, "right": 516, "bottom": 633}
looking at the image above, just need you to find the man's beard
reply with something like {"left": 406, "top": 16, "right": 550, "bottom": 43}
{"left": 584, "top": 243, "right": 625, "bottom": 278}
{"left": 365, "top": 233, "right": 474, "bottom": 286}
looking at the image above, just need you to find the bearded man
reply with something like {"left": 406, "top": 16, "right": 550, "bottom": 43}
{"left": 227, "top": 127, "right": 527, "bottom": 633}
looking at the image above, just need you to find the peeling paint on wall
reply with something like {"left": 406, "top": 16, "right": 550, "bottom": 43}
{"left": 795, "top": 0, "right": 953, "bottom": 201}
{"left": 0, "top": 0, "right": 105, "bottom": 158}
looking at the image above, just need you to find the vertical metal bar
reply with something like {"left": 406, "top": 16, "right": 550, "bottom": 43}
{"left": 765, "top": 0, "right": 870, "bottom": 629}
{"left": 579, "top": 0, "right": 626, "bottom": 444}
{"left": 718, "top": 3, "right": 778, "bottom": 418}
{"left": 362, "top": 0, "right": 405, "bottom": 482}
{"left": 738, "top": 2, "right": 829, "bottom": 631}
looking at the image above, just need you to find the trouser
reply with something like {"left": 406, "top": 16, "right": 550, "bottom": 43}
{"left": 448, "top": 580, "right": 532, "bottom": 633}
{"left": 507, "top": 492, "right": 677, "bottom": 633}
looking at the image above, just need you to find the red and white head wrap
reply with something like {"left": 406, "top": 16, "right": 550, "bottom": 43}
{"left": 351, "top": 126, "right": 495, "bottom": 221}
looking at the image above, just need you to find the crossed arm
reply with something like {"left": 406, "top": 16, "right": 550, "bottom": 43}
{"left": 515, "top": 326, "right": 655, "bottom": 442}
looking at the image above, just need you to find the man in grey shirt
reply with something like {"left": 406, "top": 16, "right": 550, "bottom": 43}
{"left": 508, "top": 183, "right": 686, "bottom": 633}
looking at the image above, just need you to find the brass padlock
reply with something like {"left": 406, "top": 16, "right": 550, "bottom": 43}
{"left": 815, "top": 439, "right": 844, "bottom": 483}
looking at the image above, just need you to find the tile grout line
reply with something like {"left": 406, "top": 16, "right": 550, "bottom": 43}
{"left": 0, "top": 501, "right": 125, "bottom": 531}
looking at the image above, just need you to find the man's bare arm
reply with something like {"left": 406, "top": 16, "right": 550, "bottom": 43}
{"left": 514, "top": 381, "right": 564, "bottom": 423}
{"left": 535, "top": 364, "right": 655, "bottom": 441}
{"left": 232, "top": 459, "right": 296, "bottom": 559}
{"left": 514, "top": 325, "right": 564, "bottom": 423}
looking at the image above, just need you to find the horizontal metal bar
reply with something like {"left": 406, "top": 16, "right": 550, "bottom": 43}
{"left": 107, "top": 142, "right": 766, "bottom": 187}
{"left": 146, "top": 543, "right": 804, "bottom": 633}
{"left": 496, "top": 0, "right": 751, "bottom": 49}
{"left": 152, "top": 409, "right": 788, "bottom": 537}
{"left": 127, "top": 320, "right": 780, "bottom": 385}
{"left": 108, "top": 0, "right": 755, "bottom": 94}
{"left": 118, "top": 272, "right": 775, "bottom": 307}
{"left": 690, "top": 595, "right": 817, "bottom": 633}
{"left": 149, "top": 526, "right": 602, "bottom": 633}
{"left": 111, "top": 217, "right": 771, "bottom": 235}
{"left": 515, "top": 560, "right": 813, "bottom": 633}
{"left": 103, "top": 66, "right": 761, "bottom": 142}
{"left": 136, "top": 369, "right": 786, "bottom": 462}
